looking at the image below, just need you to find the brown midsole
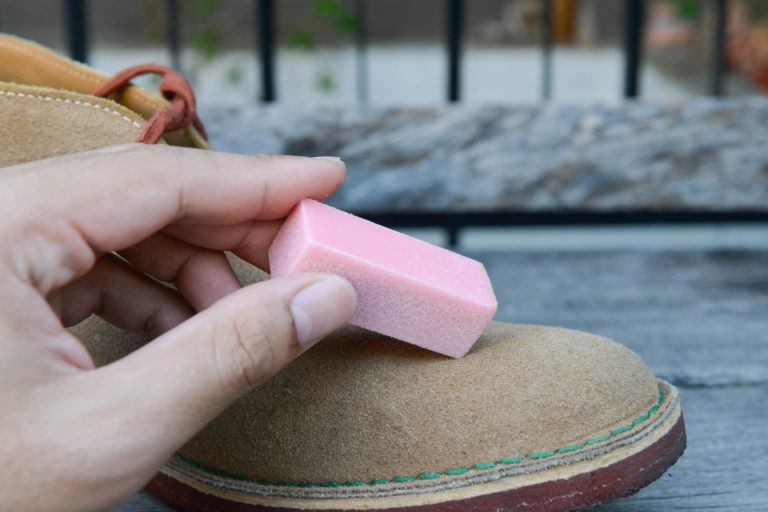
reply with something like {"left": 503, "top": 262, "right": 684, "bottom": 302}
{"left": 148, "top": 414, "right": 686, "bottom": 512}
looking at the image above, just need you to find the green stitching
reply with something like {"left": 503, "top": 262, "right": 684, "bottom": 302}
{"left": 610, "top": 425, "right": 632, "bottom": 436}
{"left": 632, "top": 413, "right": 651, "bottom": 426}
{"left": 527, "top": 450, "right": 555, "bottom": 460}
{"left": 173, "top": 388, "right": 666, "bottom": 489}
{"left": 585, "top": 435, "right": 610, "bottom": 445}
{"left": 556, "top": 444, "right": 583, "bottom": 454}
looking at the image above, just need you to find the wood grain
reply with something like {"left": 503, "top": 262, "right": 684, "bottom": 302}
{"left": 481, "top": 249, "right": 768, "bottom": 387}
{"left": 596, "top": 385, "right": 768, "bottom": 512}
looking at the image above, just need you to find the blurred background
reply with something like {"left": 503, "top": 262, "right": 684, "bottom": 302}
{"left": 1, "top": 3, "right": 767, "bottom": 510}
{"left": 5, "top": 0, "right": 768, "bottom": 105}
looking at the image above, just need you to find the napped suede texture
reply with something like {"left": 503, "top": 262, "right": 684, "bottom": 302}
{"left": 72, "top": 257, "right": 661, "bottom": 485}
{"left": 0, "top": 82, "right": 143, "bottom": 167}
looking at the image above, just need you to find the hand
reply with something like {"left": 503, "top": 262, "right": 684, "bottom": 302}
{"left": 0, "top": 144, "right": 357, "bottom": 512}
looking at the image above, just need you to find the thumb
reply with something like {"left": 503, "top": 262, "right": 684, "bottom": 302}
{"left": 91, "top": 273, "right": 356, "bottom": 448}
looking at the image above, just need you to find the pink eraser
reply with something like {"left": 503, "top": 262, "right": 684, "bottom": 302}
{"left": 268, "top": 199, "right": 497, "bottom": 357}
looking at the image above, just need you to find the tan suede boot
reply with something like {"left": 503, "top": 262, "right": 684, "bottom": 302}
{"left": 0, "top": 33, "right": 685, "bottom": 512}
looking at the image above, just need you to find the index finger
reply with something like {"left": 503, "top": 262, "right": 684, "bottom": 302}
{"left": 0, "top": 144, "right": 344, "bottom": 291}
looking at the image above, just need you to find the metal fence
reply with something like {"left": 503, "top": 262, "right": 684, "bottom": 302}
{"left": 64, "top": 0, "right": 730, "bottom": 102}
{"left": 60, "top": 0, "right": 765, "bottom": 244}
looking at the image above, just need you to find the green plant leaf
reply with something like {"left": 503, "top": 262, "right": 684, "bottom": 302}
{"left": 194, "top": 28, "right": 220, "bottom": 60}
{"left": 316, "top": 68, "right": 336, "bottom": 93}
{"left": 674, "top": 0, "right": 699, "bottom": 19}
{"left": 226, "top": 65, "right": 243, "bottom": 85}
{"left": 289, "top": 30, "right": 315, "bottom": 50}
{"left": 336, "top": 12, "right": 358, "bottom": 33}
{"left": 313, "top": 0, "right": 341, "bottom": 17}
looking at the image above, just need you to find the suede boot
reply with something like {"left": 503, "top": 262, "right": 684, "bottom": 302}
{"left": 0, "top": 33, "right": 685, "bottom": 512}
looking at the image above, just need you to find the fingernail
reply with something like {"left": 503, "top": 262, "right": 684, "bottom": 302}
{"left": 314, "top": 156, "right": 343, "bottom": 162}
{"left": 290, "top": 276, "right": 356, "bottom": 348}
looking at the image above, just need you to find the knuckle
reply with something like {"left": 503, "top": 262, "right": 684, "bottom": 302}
{"left": 229, "top": 317, "right": 276, "bottom": 390}
{"left": 7, "top": 217, "right": 95, "bottom": 292}
{"left": 104, "top": 142, "right": 171, "bottom": 165}
{"left": 112, "top": 142, "right": 146, "bottom": 154}
{"left": 250, "top": 152, "right": 277, "bottom": 166}
{"left": 254, "top": 177, "right": 270, "bottom": 218}
{"left": 118, "top": 143, "right": 185, "bottom": 172}
{"left": 184, "top": 247, "right": 215, "bottom": 271}
{"left": 91, "top": 142, "right": 142, "bottom": 157}
{"left": 149, "top": 144, "right": 188, "bottom": 172}
{"left": 216, "top": 305, "right": 293, "bottom": 393}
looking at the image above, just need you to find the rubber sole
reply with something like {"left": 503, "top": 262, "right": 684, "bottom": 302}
{"left": 148, "top": 384, "right": 685, "bottom": 512}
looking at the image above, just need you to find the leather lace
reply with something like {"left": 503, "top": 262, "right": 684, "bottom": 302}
{"left": 94, "top": 64, "right": 207, "bottom": 144}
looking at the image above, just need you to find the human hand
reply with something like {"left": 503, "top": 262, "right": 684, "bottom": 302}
{"left": 0, "top": 144, "right": 357, "bottom": 512}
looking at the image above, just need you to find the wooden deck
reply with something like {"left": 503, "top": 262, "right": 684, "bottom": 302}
{"left": 117, "top": 246, "right": 768, "bottom": 511}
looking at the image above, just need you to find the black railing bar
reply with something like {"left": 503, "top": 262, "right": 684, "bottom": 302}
{"left": 446, "top": 0, "right": 463, "bottom": 102}
{"left": 355, "top": 0, "right": 369, "bottom": 104}
{"left": 541, "top": 0, "right": 553, "bottom": 100}
{"left": 711, "top": 0, "right": 727, "bottom": 96}
{"left": 356, "top": 210, "right": 768, "bottom": 230}
{"left": 164, "top": 0, "right": 182, "bottom": 71}
{"left": 623, "top": 0, "right": 645, "bottom": 98}
{"left": 64, "top": 0, "right": 89, "bottom": 64}
{"left": 256, "top": 0, "right": 276, "bottom": 102}
{"left": 446, "top": 227, "right": 460, "bottom": 248}
{"left": 360, "top": 210, "right": 768, "bottom": 250}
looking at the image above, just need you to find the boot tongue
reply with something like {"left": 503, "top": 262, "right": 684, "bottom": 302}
{"left": 94, "top": 64, "right": 207, "bottom": 144}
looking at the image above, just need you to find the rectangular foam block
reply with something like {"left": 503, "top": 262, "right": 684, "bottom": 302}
{"left": 268, "top": 199, "right": 497, "bottom": 357}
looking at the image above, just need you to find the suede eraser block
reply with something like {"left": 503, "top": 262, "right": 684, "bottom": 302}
{"left": 268, "top": 199, "right": 497, "bottom": 357}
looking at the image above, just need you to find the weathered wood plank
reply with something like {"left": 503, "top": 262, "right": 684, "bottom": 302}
{"left": 201, "top": 100, "right": 768, "bottom": 213}
{"left": 595, "top": 385, "right": 768, "bottom": 512}
{"left": 478, "top": 249, "right": 768, "bottom": 386}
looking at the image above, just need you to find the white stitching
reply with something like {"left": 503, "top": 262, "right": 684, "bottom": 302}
{"left": 0, "top": 89, "right": 143, "bottom": 129}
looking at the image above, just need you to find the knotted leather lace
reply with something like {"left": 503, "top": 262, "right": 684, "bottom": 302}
{"left": 94, "top": 64, "right": 207, "bottom": 144}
